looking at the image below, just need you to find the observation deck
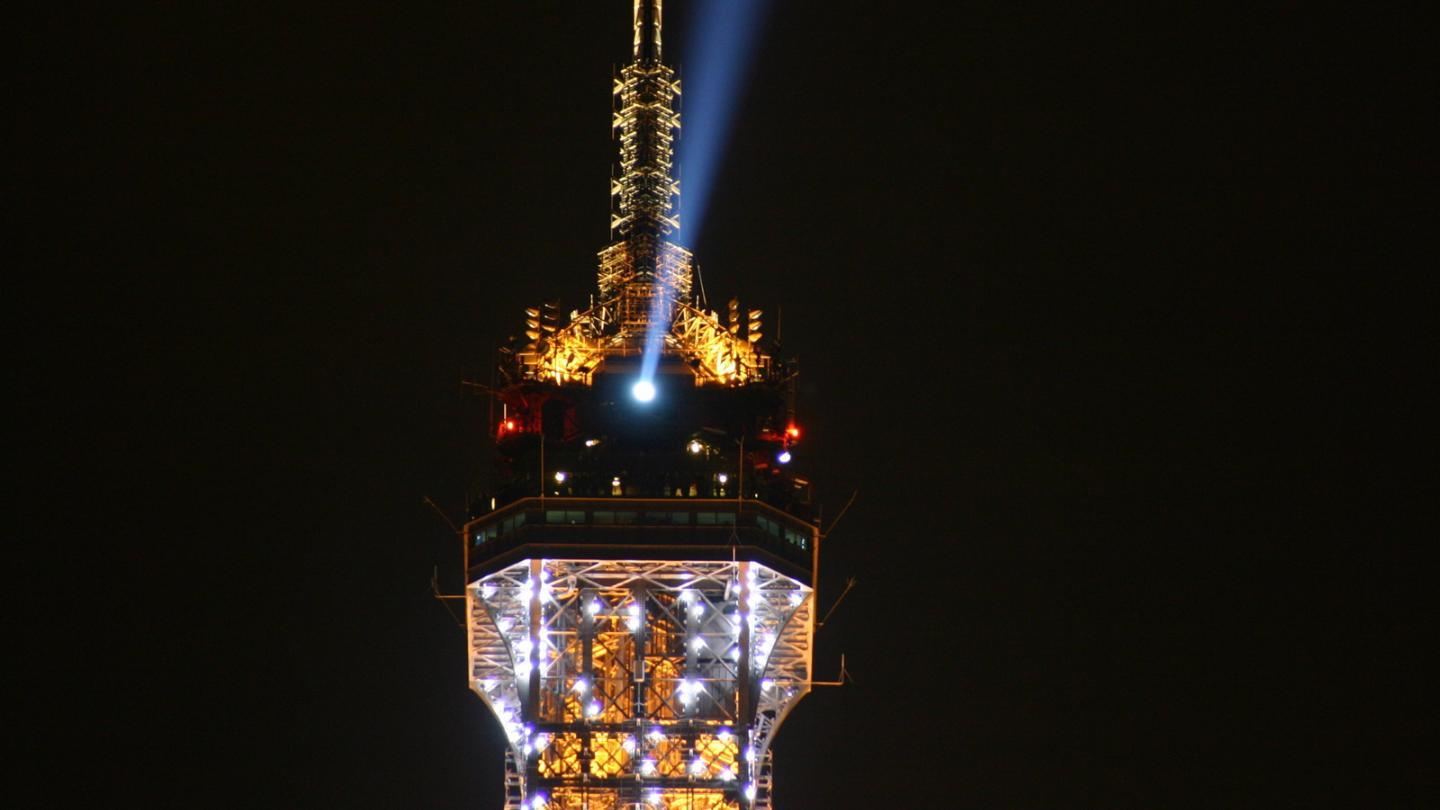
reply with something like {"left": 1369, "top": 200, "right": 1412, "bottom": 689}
{"left": 465, "top": 497, "right": 817, "bottom": 583}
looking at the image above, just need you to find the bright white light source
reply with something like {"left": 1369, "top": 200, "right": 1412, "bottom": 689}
{"left": 622, "top": 735, "right": 637, "bottom": 754}
{"left": 632, "top": 380, "right": 656, "bottom": 402}
{"left": 689, "top": 758, "right": 706, "bottom": 775}
{"left": 572, "top": 677, "right": 589, "bottom": 694}
{"left": 480, "top": 582, "right": 496, "bottom": 599}
{"left": 744, "top": 782, "right": 757, "bottom": 802}
{"left": 553, "top": 470, "right": 567, "bottom": 483}
{"left": 586, "top": 599, "right": 602, "bottom": 617}
{"left": 761, "top": 679, "right": 775, "bottom": 691}
{"left": 717, "top": 473, "right": 728, "bottom": 484}
{"left": 690, "top": 637, "right": 706, "bottom": 653}
{"left": 534, "top": 733, "right": 549, "bottom": 752}
{"left": 687, "top": 439, "right": 704, "bottom": 454}
{"left": 647, "top": 727, "right": 665, "bottom": 742}
{"left": 718, "top": 727, "right": 733, "bottom": 742}
{"left": 585, "top": 438, "right": 600, "bottom": 447}
{"left": 689, "top": 603, "right": 704, "bottom": 619}
{"left": 585, "top": 699, "right": 602, "bottom": 718}
{"left": 530, "top": 794, "right": 547, "bottom": 810}
{"left": 639, "top": 758, "right": 657, "bottom": 776}
{"left": 777, "top": 450, "right": 792, "bottom": 464}
{"left": 677, "top": 678, "right": 701, "bottom": 705}
{"left": 719, "top": 766, "right": 736, "bottom": 781}
{"left": 789, "top": 591, "right": 804, "bottom": 606}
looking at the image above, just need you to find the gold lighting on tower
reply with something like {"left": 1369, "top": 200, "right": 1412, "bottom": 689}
{"left": 512, "top": 0, "right": 769, "bottom": 389}
{"left": 460, "top": 5, "right": 824, "bottom": 810}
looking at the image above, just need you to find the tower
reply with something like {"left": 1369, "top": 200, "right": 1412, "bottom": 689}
{"left": 463, "top": 3, "right": 818, "bottom": 810}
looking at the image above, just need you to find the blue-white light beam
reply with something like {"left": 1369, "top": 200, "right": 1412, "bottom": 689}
{"left": 678, "top": 0, "right": 770, "bottom": 247}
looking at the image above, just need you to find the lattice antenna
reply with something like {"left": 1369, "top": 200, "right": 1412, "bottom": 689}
{"left": 612, "top": 0, "right": 681, "bottom": 239}
{"left": 634, "top": 0, "right": 662, "bottom": 62}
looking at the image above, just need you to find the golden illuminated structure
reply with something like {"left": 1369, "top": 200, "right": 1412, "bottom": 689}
{"left": 514, "top": 0, "right": 769, "bottom": 389}
{"left": 463, "top": 3, "right": 817, "bottom": 810}
{"left": 468, "top": 550, "right": 815, "bottom": 810}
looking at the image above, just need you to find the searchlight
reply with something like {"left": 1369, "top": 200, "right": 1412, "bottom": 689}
{"left": 632, "top": 380, "right": 657, "bottom": 403}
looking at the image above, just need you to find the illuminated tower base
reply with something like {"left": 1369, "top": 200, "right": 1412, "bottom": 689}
{"left": 466, "top": 514, "right": 816, "bottom": 810}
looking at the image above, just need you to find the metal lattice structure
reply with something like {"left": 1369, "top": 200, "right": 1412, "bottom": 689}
{"left": 461, "top": 4, "right": 821, "bottom": 809}
{"left": 468, "top": 558, "right": 814, "bottom": 810}
{"left": 509, "top": 0, "right": 769, "bottom": 389}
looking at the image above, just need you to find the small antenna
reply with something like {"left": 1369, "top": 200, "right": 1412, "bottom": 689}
{"left": 822, "top": 490, "right": 859, "bottom": 539}
{"left": 818, "top": 576, "right": 858, "bottom": 629}
{"left": 423, "top": 496, "right": 460, "bottom": 536}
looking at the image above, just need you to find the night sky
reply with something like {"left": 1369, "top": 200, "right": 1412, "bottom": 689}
{"left": 15, "top": 2, "right": 1430, "bottom": 808}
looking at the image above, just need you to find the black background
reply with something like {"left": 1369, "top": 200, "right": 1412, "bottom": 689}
{"left": 13, "top": 1, "right": 1431, "bottom": 807}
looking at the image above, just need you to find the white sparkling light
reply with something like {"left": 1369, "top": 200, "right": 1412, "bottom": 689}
{"left": 632, "top": 380, "right": 656, "bottom": 402}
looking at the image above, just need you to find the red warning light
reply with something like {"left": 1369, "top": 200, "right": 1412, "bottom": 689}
{"left": 786, "top": 425, "right": 801, "bottom": 440}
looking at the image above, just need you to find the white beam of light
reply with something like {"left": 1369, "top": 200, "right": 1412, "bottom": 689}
{"left": 676, "top": 0, "right": 771, "bottom": 248}
{"left": 632, "top": 378, "right": 657, "bottom": 403}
